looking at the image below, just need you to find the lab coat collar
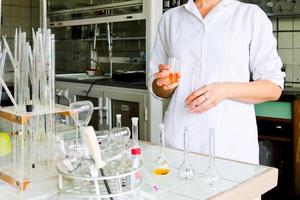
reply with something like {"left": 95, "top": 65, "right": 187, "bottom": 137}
{"left": 184, "top": 0, "right": 236, "bottom": 10}
{"left": 183, "top": 0, "right": 236, "bottom": 21}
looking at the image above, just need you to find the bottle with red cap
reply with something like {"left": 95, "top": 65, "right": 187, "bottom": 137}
{"left": 130, "top": 147, "right": 142, "bottom": 189}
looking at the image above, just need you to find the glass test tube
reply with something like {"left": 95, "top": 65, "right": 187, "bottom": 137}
{"left": 116, "top": 114, "right": 122, "bottom": 128}
{"left": 131, "top": 117, "right": 139, "bottom": 146}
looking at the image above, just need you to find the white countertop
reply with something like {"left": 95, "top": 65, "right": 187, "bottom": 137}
{"left": 0, "top": 142, "right": 278, "bottom": 200}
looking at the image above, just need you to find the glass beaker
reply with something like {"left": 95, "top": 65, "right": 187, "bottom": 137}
{"left": 201, "top": 128, "right": 220, "bottom": 186}
{"left": 168, "top": 57, "right": 180, "bottom": 83}
{"left": 177, "top": 126, "right": 195, "bottom": 180}
{"left": 153, "top": 124, "right": 170, "bottom": 175}
{"left": 110, "top": 114, "right": 131, "bottom": 147}
{"left": 110, "top": 127, "right": 131, "bottom": 147}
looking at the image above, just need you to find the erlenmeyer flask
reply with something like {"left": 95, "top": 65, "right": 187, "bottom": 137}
{"left": 177, "top": 126, "right": 195, "bottom": 180}
{"left": 153, "top": 124, "right": 169, "bottom": 175}
{"left": 201, "top": 128, "right": 220, "bottom": 186}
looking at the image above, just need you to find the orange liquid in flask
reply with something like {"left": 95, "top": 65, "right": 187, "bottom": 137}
{"left": 153, "top": 168, "right": 170, "bottom": 175}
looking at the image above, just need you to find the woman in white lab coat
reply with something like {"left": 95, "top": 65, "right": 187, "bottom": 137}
{"left": 149, "top": 0, "right": 285, "bottom": 164}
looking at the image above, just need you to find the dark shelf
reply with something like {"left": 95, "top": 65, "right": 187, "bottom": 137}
{"left": 256, "top": 116, "right": 292, "bottom": 123}
{"left": 267, "top": 12, "right": 300, "bottom": 18}
{"left": 258, "top": 135, "right": 292, "bottom": 142}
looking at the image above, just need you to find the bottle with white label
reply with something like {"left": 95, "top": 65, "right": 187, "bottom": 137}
{"left": 131, "top": 147, "right": 142, "bottom": 189}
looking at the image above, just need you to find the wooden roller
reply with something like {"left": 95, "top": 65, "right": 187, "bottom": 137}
{"left": 83, "top": 126, "right": 105, "bottom": 169}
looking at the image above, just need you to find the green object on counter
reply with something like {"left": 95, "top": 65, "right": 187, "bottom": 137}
{"left": 255, "top": 102, "right": 292, "bottom": 119}
{"left": 0, "top": 132, "right": 12, "bottom": 156}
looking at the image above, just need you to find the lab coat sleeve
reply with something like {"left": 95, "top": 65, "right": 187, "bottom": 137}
{"left": 249, "top": 6, "right": 285, "bottom": 89}
{"left": 147, "top": 15, "right": 169, "bottom": 100}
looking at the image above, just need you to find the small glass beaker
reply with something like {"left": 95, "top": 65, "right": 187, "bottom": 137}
{"left": 110, "top": 127, "right": 131, "bottom": 147}
{"left": 168, "top": 57, "right": 180, "bottom": 83}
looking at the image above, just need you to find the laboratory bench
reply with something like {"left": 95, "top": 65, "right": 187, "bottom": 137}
{"left": 0, "top": 142, "right": 278, "bottom": 200}
{"left": 55, "top": 76, "right": 147, "bottom": 90}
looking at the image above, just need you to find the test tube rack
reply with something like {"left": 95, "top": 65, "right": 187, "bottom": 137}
{"left": 57, "top": 140, "right": 144, "bottom": 199}
{"left": 0, "top": 104, "right": 70, "bottom": 199}
{"left": 57, "top": 159, "right": 144, "bottom": 199}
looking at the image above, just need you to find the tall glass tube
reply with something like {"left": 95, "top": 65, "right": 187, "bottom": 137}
{"left": 131, "top": 117, "right": 139, "bottom": 146}
{"left": 116, "top": 114, "right": 122, "bottom": 128}
{"left": 177, "top": 126, "right": 195, "bottom": 180}
{"left": 201, "top": 128, "right": 220, "bottom": 186}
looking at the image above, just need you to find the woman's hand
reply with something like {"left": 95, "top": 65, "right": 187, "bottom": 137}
{"left": 155, "top": 64, "right": 180, "bottom": 90}
{"left": 185, "top": 82, "right": 227, "bottom": 113}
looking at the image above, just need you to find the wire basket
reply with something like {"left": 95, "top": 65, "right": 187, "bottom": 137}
{"left": 57, "top": 156, "right": 144, "bottom": 198}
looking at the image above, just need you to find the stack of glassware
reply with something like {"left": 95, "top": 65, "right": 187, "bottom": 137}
{"left": 152, "top": 123, "right": 220, "bottom": 187}
{"left": 57, "top": 101, "right": 144, "bottom": 199}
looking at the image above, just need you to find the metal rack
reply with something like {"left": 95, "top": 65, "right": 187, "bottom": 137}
{"left": 57, "top": 156, "right": 144, "bottom": 198}
{"left": 48, "top": 0, "right": 146, "bottom": 28}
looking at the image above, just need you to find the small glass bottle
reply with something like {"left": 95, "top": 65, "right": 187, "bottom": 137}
{"left": 131, "top": 147, "right": 142, "bottom": 189}
{"left": 153, "top": 124, "right": 170, "bottom": 175}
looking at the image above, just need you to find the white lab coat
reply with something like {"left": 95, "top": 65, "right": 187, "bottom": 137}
{"left": 148, "top": 0, "right": 285, "bottom": 164}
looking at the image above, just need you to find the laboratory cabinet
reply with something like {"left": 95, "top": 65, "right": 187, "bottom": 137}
{"left": 55, "top": 81, "right": 148, "bottom": 141}
{"left": 48, "top": 0, "right": 162, "bottom": 142}
{"left": 255, "top": 92, "right": 300, "bottom": 199}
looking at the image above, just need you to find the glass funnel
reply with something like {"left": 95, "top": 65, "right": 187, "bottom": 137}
{"left": 177, "top": 126, "right": 195, "bottom": 181}
{"left": 201, "top": 128, "right": 220, "bottom": 186}
{"left": 153, "top": 124, "right": 169, "bottom": 176}
{"left": 69, "top": 100, "right": 94, "bottom": 156}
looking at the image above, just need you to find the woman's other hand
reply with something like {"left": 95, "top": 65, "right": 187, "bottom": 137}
{"left": 184, "top": 82, "right": 227, "bottom": 113}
